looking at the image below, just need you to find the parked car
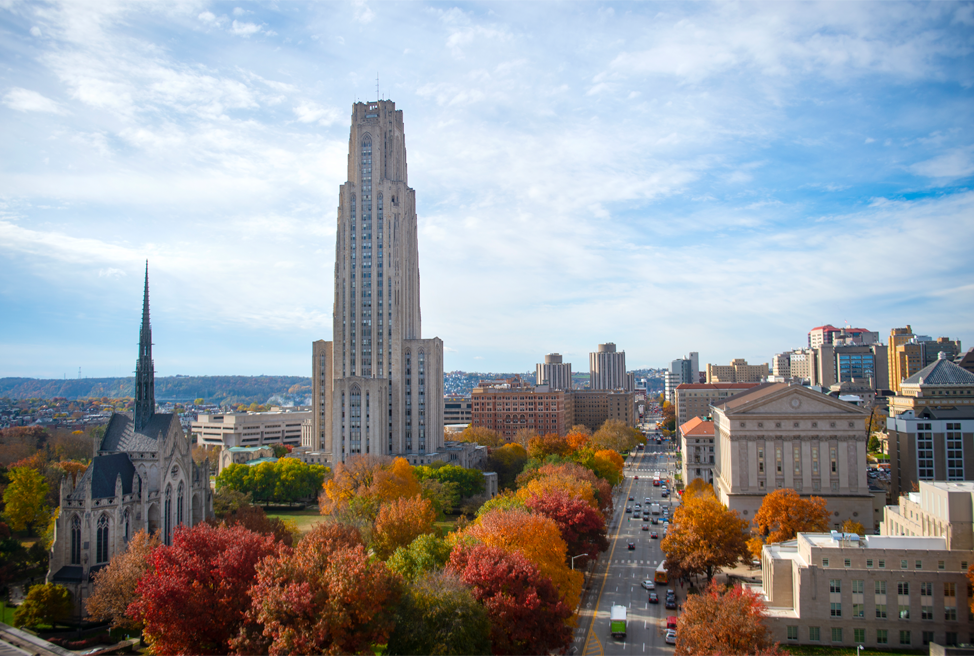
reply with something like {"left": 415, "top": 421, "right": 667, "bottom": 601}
{"left": 665, "top": 629, "right": 677, "bottom": 645}
{"left": 649, "top": 592, "right": 659, "bottom": 604}
{"left": 641, "top": 579, "right": 655, "bottom": 590}
{"left": 665, "top": 598, "right": 677, "bottom": 609}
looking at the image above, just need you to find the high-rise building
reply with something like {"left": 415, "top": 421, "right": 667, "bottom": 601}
{"left": 312, "top": 100, "right": 444, "bottom": 465}
{"left": 665, "top": 353, "right": 700, "bottom": 402}
{"left": 705, "top": 358, "right": 768, "bottom": 383}
{"left": 536, "top": 353, "right": 573, "bottom": 390}
{"left": 808, "top": 324, "right": 878, "bottom": 349}
{"left": 589, "top": 343, "right": 629, "bottom": 390}
{"left": 888, "top": 326, "right": 963, "bottom": 393}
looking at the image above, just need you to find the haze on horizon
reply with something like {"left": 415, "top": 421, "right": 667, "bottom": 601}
{"left": 1, "top": 1, "right": 972, "bottom": 380}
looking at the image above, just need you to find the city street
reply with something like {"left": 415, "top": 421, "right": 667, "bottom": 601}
{"left": 574, "top": 424, "right": 680, "bottom": 656}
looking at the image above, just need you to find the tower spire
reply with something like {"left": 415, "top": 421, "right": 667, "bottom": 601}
{"left": 134, "top": 260, "right": 155, "bottom": 430}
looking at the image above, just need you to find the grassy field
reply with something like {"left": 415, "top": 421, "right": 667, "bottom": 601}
{"left": 264, "top": 507, "right": 328, "bottom": 536}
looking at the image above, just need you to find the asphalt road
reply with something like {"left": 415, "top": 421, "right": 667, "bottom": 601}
{"left": 576, "top": 427, "right": 680, "bottom": 656}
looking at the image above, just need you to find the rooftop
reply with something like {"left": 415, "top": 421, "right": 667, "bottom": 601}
{"left": 801, "top": 532, "right": 948, "bottom": 551}
{"left": 903, "top": 352, "right": 974, "bottom": 386}
{"left": 679, "top": 416, "right": 715, "bottom": 437}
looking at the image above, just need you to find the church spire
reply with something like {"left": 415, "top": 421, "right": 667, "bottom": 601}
{"left": 134, "top": 261, "right": 155, "bottom": 430}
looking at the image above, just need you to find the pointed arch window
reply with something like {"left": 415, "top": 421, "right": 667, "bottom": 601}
{"left": 164, "top": 484, "right": 172, "bottom": 545}
{"left": 123, "top": 509, "right": 131, "bottom": 543}
{"left": 96, "top": 515, "right": 110, "bottom": 563}
{"left": 177, "top": 481, "right": 185, "bottom": 526}
{"left": 70, "top": 516, "right": 82, "bottom": 565}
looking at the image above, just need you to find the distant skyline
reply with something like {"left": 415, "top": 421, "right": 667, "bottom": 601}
{"left": 1, "top": 1, "right": 972, "bottom": 378}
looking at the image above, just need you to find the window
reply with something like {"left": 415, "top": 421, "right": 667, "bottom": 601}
{"left": 831, "top": 602, "right": 842, "bottom": 617}
{"left": 70, "top": 515, "right": 81, "bottom": 565}
{"left": 852, "top": 579, "right": 864, "bottom": 594}
{"left": 899, "top": 605, "right": 910, "bottom": 619}
{"left": 946, "top": 607, "right": 958, "bottom": 621}
{"left": 923, "top": 631, "right": 934, "bottom": 646}
{"left": 831, "top": 627, "right": 843, "bottom": 643}
{"left": 866, "top": 559, "right": 873, "bottom": 568}
{"left": 854, "top": 628, "right": 865, "bottom": 644}
{"left": 900, "top": 630, "right": 911, "bottom": 646}
{"left": 917, "top": 424, "right": 934, "bottom": 479}
{"left": 879, "top": 559, "right": 886, "bottom": 568}
{"left": 809, "top": 626, "right": 820, "bottom": 641}
{"left": 844, "top": 558, "right": 851, "bottom": 567}
{"left": 876, "top": 604, "right": 887, "bottom": 619}
{"left": 875, "top": 580, "right": 887, "bottom": 595}
{"left": 830, "top": 579, "right": 842, "bottom": 593}
{"left": 853, "top": 603, "right": 864, "bottom": 618}
{"left": 916, "top": 559, "right": 922, "bottom": 569}
{"left": 823, "top": 558, "right": 830, "bottom": 568}
{"left": 787, "top": 626, "right": 798, "bottom": 641}
{"left": 901, "top": 559, "right": 908, "bottom": 569}
{"left": 947, "top": 423, "right": 964, "bottom": 480}
{"left": 946, "top": 582, "right": 957, "bottom": 597}
{"left": 898, "top": 582, "right": 910, "bottom": 595}
{"left": 921, "top": 582, "right": 933, "bottom": 596}
{"left": 922, "top": 606, "right": 933, "bottom": 620}
{"left": 876, "top": 629, "right": 887, "bottom": 644}
{"left": 96, "top": 515, "right": 109, "bottom": 564}
{"left": 946, "top": 632, "right": 958, "bottom": 646}
{"left": 939, "top": 560, "right": 947, "bottom": 570}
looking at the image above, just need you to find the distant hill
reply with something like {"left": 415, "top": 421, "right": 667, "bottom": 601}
{"left": 0, "top": 375, "right": 312, "bottom": 405}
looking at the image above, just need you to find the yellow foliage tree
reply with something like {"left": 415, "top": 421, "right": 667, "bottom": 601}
{"left": 321, "top": 455, "right": 420, "bottom": 522}
{"left": 372, "top": 495, "right": 437, "bottom": 559}
{"left": 516, "top": 473, "right": 598, "bottom": 511}
{"left": 591, "top": 450, "right": 624, "bottom": 485}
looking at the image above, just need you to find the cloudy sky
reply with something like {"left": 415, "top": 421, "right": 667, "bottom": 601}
{"left": 1, "top": 1, "right": 972, "bottom": 379}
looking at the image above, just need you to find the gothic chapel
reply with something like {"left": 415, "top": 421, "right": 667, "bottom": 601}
{"left": 47, "top": 265, "right": 212, "bottom": 612}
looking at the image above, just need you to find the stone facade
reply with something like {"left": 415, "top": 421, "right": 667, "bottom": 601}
{"left": 536, "top": 353, "right": 573, "bottom": 391}
{"left": 589, "top": 343, "right": 629, "bottom": 391}
{"left": 759, "top": 532, "right": 972, "bottom": 649}
{"left": 572, "top": 390, "right": 636, "bottom": 432}
{"left": 706, "top": 358, "right": 768, "bottom": 383}
{"left": 884, "top": 481, "right": 974, "bottom": 551}
{"left": 192, "top": 410, "right": 310, "bottom": 448}
{"left": 679, "top": 416, "right": 715, "bottom": 484}
{"left": 312, "top": 101, "right": 444, "bottom": 464}
{"left": 711, "top": 383, "right": 877, "bottom": 529}
{"left": 675, "top": 382, "right": 760, "bottom": 426}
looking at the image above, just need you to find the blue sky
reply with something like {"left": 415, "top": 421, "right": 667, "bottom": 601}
{"left": 1, "top": 1, "right": 972, "bottom": 378}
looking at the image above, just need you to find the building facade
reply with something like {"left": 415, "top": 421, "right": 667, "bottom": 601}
{"left": 888, "top": 326, "right": 963, "bottom": 394}
{"left": 711, "top": 383, "right": 877, "bottom": 529}
{"left": 444, "top": 395, "right": 472, "bottom": 426}
{"left": 759, "top": 532, "right": 972, "bottom": 649}
{"left": 674, "top": 382, "right": 761, "bottom": 426}
{"left": 883, "top": 481, "right": 974, "bottom": 551}
{"left": 706, "top": 358, "right": 768, "bottom": 383}
{"left": 311, "top": 100, "right": 445, "bottom": 464}
{"left": 589, "top": 343, "right": 629, "bottom": 391}
{"left": 572, "top": 390, "right": 637, "bottom": 432}
{"left": 47, "top": 267, "right": 211, "bottom": 613}
{"left": 192, "top": 410, "right": 310, "bottom": 448}
{"left": 470, "top": 376, "right": 574, "bottom": 441}
{"left": 679, "top": 416, "right": 715, "bottom": 484}
{"left": 808, "top": 325, "right": 878, "bottom": 349}
{"left": 536, "top": 353, "right": 573, "bottom": 390}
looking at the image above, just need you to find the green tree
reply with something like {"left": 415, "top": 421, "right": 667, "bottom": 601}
{"left": 3, "top": 466, "right": 50, "bottom": 536}
{"left": 194, "top": 398, "right": 205, "bottom": 406}
{"left": 387, "top": 570, "right": 491, "bottom": 656}
{"left": 13, "top": 583, "right": 73, "bottom": 629}
{"left": 414, "top": 464, "right": 485, "bottom": 498}
{"left": 387, "top": 534, "right": 453, "bottom": 581}
{"left": 486, "top": 443, "right": 528, "bottom": 491}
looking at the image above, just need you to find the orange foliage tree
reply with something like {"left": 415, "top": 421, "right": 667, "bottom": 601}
{"left": 526, "top": 433, "right": 571, "bottom": 460}
{"left": 675, "top": 581, "right": 787, "bottom": 656}
{"left": 86, "top": 530, "right": 161, "bottom": 631}
{"left": 464, "top": 507, "right": 583, "bottom": 610}
{"left": 233, "top": 522, "right": 401, "bottom": 656}
{"left": 320, "top": 455, "right": 420, "bottom": 522}
{"left": 750, "top": 489, "right": 830, "bottom": 557}
{"left": 661, "top": 492, "right": 749, "bottom": 583}
{"left": 372, "top": 495, "right": 437, "bottom": 559}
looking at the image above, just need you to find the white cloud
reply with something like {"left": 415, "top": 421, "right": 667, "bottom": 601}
{"left": 30, "top": 26, "right": 41, "bottom": 37}
{"left": 352, "top": 0, "right": 374, "bottom": 24}
{"left": 2, "top": 88, "right": 66, "bottom": 114}
{"left": 232, "top": 7, "right": 251, "bottom": 17}
{"left": 98, "top": 267, "right": 126, "bottom": 278}
{"left": 230, "top": 20, "right": 261, "bottom": 37}
{"left": 198, "top": 11, "right": 217, "bottom": 23}
{"left": 292, "top": 101, "right": 340, "bottom": 125}
{"left": 911, "top": 148, "right": 974, "bottom": 180}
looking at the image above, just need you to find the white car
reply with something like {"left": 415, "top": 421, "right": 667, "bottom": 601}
{"left": 665, "top": 629, "right": 677, "bottom": 645}
{"left": 641, "top": 579, "right": 656, "bottom": 590}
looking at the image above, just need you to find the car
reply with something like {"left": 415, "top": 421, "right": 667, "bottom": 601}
{"left": 650, "top": 531, "right": 658, "bottom": 539}
{"left": 627, "top": 542, "right": 635, "bottom": 550}
{"left": 665, "top": 598, "right": 677, "bottom": 609}
{"left": 666, "top": 589, "right": 676, "bottom": 599}
{"left": 626, "top": 507, "right": 632, "bottom": 513}
{"left": 633, "top": 476, "right": 639, "bottom": 479}
{"left": 641, "top": 524, "right": 649, "bottom": 531}
{"left": 665, "top": 629, "right": 677, "bottom": 645}
{"left": 645, "top": 498, "right": 651, "bottom": 503}
{"left": 634, "top": 504, "right": 641, "bottom": 510}
{"left": 648, "top": 592, "right": 659, "bottom": 604}
{"left": 641, "top": 579, "right": 655, "bottom": 590}
{"left": 628, "top": 496, "right": 634, "bottom": 501}
{"left": 661, "top": 491, "right": 669, "bottom": 498}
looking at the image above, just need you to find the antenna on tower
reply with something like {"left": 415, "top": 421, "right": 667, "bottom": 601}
{"left": 376, "top": 73, "right": 380, "bottom": 101}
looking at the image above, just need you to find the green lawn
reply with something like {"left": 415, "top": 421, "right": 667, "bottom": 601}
{"left": 1, "top": 601, "right": 17, "bottom": 626}
{"left": 265, "top": 507, "right": 328, "bottom": 536}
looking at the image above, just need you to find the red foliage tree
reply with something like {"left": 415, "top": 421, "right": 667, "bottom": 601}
{"left": 234, "top": 522, "right": 400, "bottom": 655}
{"left": 524, "top": 488, "right": 608, "bottom": 568}
{"left": 128, "top": 523, "right": 280, "bottom": 655}
{"left": 675, "top": 581, "right": 787, "bottom": 656}
{"left": 447, "top": 544, "right": 573, "bottom": 655}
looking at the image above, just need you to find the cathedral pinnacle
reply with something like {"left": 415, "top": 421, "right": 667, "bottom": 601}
{"left": 134, "top": 261, "right": 155, "bottom": 430}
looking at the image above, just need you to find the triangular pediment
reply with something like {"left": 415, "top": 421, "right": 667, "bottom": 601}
{"left": 725, "top": 385, "right": 868, "bottom": 417}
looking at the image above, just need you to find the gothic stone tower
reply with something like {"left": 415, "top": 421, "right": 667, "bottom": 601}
{"left": 313, "top": 100, "right": 443, "bottom": 464}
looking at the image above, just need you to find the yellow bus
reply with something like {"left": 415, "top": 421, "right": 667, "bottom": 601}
{"left": 655, "top": 561, "right": 668, "bottom": 584}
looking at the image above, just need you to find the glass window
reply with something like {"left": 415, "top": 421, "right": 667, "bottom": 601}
{"left": 809, "top": 626, "right": 820, "bottom": 641}
{"left": 879, "top": 559, "right": 886, "bottom": 568}
{"left": 916, "top": 560, "right": 922, "bottom": 569}
{"left": 901, "top": 559, "right": 909, "bottom": 569}
{"left": 831, "top": 602, "right": 842, "bottom": 617}
{"left": 787, "top": 626, "right": 798, "bottom": 641}
{"left": 845, "top": 558, "right": 851, "bottom": 567}
{"left": 876, "top": 629, "right": 887, "bottom": 644}
{"left": 854, "top": 628, "right": 865, "bottom": 644}
{"left": 899, "top": 605, "right": 910, "bottom": 619}
{"left": 830, "top": 579, "right": 842, "bottom": 593}
{"left": 898, "top": 582, "right": 910, "bottom": 595}
{"left": 852, "top": 580, "right": 864, "bottom": 594}
{"left": 922, "top": 606, "right": 933, "bottom": 620}
{"left": 853, "top": 603, "right": 864, "bottom": 618}
{"left": 921, "top": 582, "right": 933, "bottom": 596}
{"left": 900, "top": 630, "right": 911, "bottom": 646}
{"left": 832, "top": 627, "right": 843, "bottom": 643}
{"left": 946, "top": 607, "right": 958, "bottom": 621}
{"left": 867, "top": 559, "right": 873, "bottom": 568}
{"left": 946, "top": 582, "right": 957, "bottom": 597}
{"left": 875, "top": 580, "right": 887, "bottom": 595}
{"left": 923, "top": 631, "right": 934, "bottom": 646}
{"left": 876, "top": 604, "right": 887, "bottom": 619}
{"left": 823, "top": 558, "right": 830, "bottom": 567}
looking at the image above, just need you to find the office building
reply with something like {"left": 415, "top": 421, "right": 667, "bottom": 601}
{"left": 883, "top": 481, "right": 974, "bottom": 551}
{"left": 192, "top": 410, "right": 310, "bottom": 448}
{"left": 310, "top": 100, "right": 444, "bottom": 465}
{"left": 711, "top": 383, "right": 878, "bottom": 529}
{"left": 758, "top": 532, "right": 971, "bottom": 649}
{"left": 706, "top": 358, "right": 769, "bottom": 384}
{"left": 536, "top": 353, "right": 573, "bottom": 390}
{"left": 590, "top": 343, "right": 629, "bottom": 391}
{"left": 470, "top": 376, "right": 574, "bottom": 441}
{"left": 888, "top": 326, "right": 963, "bottom": 394}
{"left": 664, "top": 353, "right": 699, "bottom": 403}
{"left": 572, "top": 389, "right": 637, "bottom": 432}
{"left": 444, "top": 395, "right": 472, "bottom": 426}
{"left": 885, "top": 354, "right": 974, "bottom": 497}
{"left": 675, "top": 382, "right": 761, "bottom": 426}
{"left": 809, "top": 325, "right": 878, "bottom": 349}
{"left": 680, "top": 416, "right": 715, "bottom": 484}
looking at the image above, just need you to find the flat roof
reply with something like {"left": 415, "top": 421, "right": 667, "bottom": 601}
{"left": 801, "top": 533, "right": 947, "bottom": 550}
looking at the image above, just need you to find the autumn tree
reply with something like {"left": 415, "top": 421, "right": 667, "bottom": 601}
{"left": 592, "top": 419, "right": 643, "bottom": 453}
{"left": 212, "top": 503, "right": 298, "bottom": 547}
{"left": 841, "top": 518, "right": 866, "bottom": 537}
{"left": 13, "top": 583, "right": 73, "bottom": 629}
{"left": 675, "top": 581, "right": 787, "bottom": 656}
{"left": 86, "top": 529, "right": 161, "bottom": 631}
{"left": 372, "top": 495, "right": 438, "bottom": 559}
{"left": 3, "top": 465, "right": 50, "bottom": 535}
{"left": 527, "top": 433, "right": 572, "bottom": 460}
{"left": 321, "top": 455, "right": 421, "bottom": 522}
{"left": 387, "top": 533, "right": 453, "bottom": 581}
{"left": 565, "top": 428, "right": 591, "bottom": 451}
{"left": 524, "top": 488, "right": 608, "bottom": 568}
{"left": 967, "top": 563, "right": 974, "bottom": 616}
{"left": 464, "top": 507, "right": 583, "bottom": 608}
{"left": 750, "top": 489, "right": 830, "bottom": 557}
{"left": 513, "top": 427, "right": 539, "bottom": 448}
{"left": 387, "top": 569, "right": 491, "bottom": 656}
{"left": 129, "top": 523, "right": 280, "bottom": 655}
{"left": 684, "top": 477, "right": 715, "bottom": 498}
{"left": 661, "top": 492, "right": 749, "bottom": 583}
{"left": 234, "top": 522, "right": 401, "bottom": 656}
{"left": 448, "top": 544, "right": 573, "bottom": 655}
{"left": 486, "top": 443, "right": 528, "bottom": 490}
{"left": 458, "top": 425, "right": 504, "bottom": 447}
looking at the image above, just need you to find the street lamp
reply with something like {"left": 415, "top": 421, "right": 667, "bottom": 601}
{"left": 571, "top": 553, "right": 589, "bottom": 570}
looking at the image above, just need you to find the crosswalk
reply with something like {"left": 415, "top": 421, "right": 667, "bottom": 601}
{"left": 611, "top": 559, "right": 659, "bottom": 565}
